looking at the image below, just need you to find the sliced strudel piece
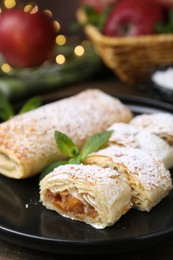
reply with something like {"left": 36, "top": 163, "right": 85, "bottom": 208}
{"left": 136, "top": 130, "right": 173, "bottom": 169}
{"left": 107, "top": 122, "right": 173, "bottom": 169}
{"left": 0, "top": 89, "right": 133, "bottom": 179}
{"left": 130, "top": 112, "right": 173, "bottom": 145}
{"left": 39, "top": 164, "right": 132, "bottom": 229}
{"left": 108, "top": 122, "right": 138, "bottom": 148}
{"left": 85, "top": 146, "right": 173, "bottom": 212}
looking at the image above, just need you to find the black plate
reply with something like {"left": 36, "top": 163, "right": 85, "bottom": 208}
{"left": 0, "top": 95, "right": 173, "bottom": 255}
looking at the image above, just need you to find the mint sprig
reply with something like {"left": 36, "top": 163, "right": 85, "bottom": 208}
{"left": 79, "top": 130, "right": 113, "bottom": 161}
{"left": 55, "top": 129, "right": 113, "bottom": 163}
{"left": 40, "top": 129, "right": 113, "bottom": 179}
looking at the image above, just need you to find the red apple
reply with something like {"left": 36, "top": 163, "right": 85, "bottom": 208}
{"left": 150, "top": 0, "right": 173, "bottom": 8}
{"left": 102, "top": 0, "right": 165, "bottom": 36}
{"left": 80, "top": 0, "right": 118, "bottom": 13}
{"left": 0, "top": 9, "right": 56, "bottom": 68}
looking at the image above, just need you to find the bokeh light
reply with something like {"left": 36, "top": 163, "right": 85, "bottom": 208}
{"left": 1, "top": 63, "right": 12, "bottom": 73}
{"left": 24, "top": 4, "right": 38, "bottom": 13}
{"left": 4, "top": 0, "right": 16, "bottom": 9}
{"left": 53, "top": 20, "right": 61, "bottom": 32}
{"left": 55, "top": 54, "right": 66, "bottom": 65}
{"left": 56, "top": 35, "right": 66, "bottom": 46}
{"left": 74, "top": 45, "right": 85, "bottom": 56}
{"left": 0, "top": 1, "right": 89, "bottom": 69}
{"left": 44, "top": 9, "right": 52, "bottom": 17}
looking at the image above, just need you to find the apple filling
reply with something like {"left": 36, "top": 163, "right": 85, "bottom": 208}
{"left": 46, "top": 189, "right": 98, "bottom": 219}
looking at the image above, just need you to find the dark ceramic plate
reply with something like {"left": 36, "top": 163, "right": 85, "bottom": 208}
{"left": 0, "top": 95, "right": 173, "bottom": 255}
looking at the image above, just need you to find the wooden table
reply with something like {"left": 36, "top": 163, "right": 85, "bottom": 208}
{"left": 0, "top": 75, "right": 173, "bottom": 260}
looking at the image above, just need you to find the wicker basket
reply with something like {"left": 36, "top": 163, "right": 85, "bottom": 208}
{"left": 77, "top": 8, "right": 173, "bottom": 85}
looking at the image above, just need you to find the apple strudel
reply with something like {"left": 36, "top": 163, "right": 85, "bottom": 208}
{"left": 39, "top": 164, "right": 132, "bottom": 229}
{"left": 0, "top": 89, "right": 133, "bottom": 179}
{"left": 85, "top": 146, "right": 173, "bottom": 212}
{"left": 107, "top": 122, "right": 173, "bottom": 169}
{"left": 130, "top": 112, "right": 173, "bottom": 145}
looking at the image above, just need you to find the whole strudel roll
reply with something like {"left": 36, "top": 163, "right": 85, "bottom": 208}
{"left": 39, "top": 164, "right": 132, "bottom": 229}
{"left": 85, "top": 146, "right": 173, "bottom": 212}
{"left": 0, "top": 89, "right": 133, "bottom": 179}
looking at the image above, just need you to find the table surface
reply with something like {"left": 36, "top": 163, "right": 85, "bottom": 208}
{"left": 0, "top": 74, "right": 173, "bottom": 260}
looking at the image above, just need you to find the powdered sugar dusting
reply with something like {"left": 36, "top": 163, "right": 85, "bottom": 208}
{"left": 39, "top": 163, "right": 132, "bottom": 229}
{"left": 0, "top": 89, "right": 132, "bottom": 177}
{"left": 42, "top": 163, "right": 121, "bottom": 186}
{"left": 40, "top": 164, "right": 125, "bottom": 208}
{"left": 108, "top": 122, "right": 138, "bottom": 147}
{"left": 130, "top": 113, "right": 173, "bottom": 142}
{"left": 90, "top": 146, "right": 172, "bottom": 190}
{"left": 107, "top": 122, "right": 173, "bottom": 169}
{"left": 136, "top": 130, "right": 173, "bottom": 169}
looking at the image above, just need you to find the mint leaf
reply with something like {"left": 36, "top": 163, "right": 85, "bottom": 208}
{"left": 0, "top": 95, "right": 14, "bottom": 121}
{"left": 68, "top": 155, "right": 81, "bottom": 165}
{"left": 54, "top": 130, "right": 80, "bottom": 158}
{"left": 80, "top": 130, "right": 113, "bottom": 161}
{"left": 19, "top": 96, "right": 42, "bottom": 114}
{"left": 39, "top": 160, "right": 68, "bottom": 181}
{"left": 39, "top": 130, "right": 112, "bottom": 179}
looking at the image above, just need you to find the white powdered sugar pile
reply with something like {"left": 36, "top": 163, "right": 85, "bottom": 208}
{"left": 152, "top": 68, "right": 173, "bottom": 90}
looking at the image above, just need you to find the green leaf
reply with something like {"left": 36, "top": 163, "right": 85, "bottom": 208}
{"left": 155, "top": 8, "right": 173, "bottom": 34}
{"left": 68, "top": 155, "right": 81, "bottom": 165}
{"left": 82, "top": 5, "right": 112, "bottom": 31}
{"left": 19, "top": 96, "right": 42, "bottom": 114}
{"left": 40, "top": 130, "right": 112, "bottom": 179}
{"left": 96, "top": 6, "right": 113, "bottom": 31}
{"left": 39, "top": 160, "right": 68, "bottom": 181}
{"left": 54, "top": 130, "right": 80, "bottom": 158}
{"left": 0, "top": 95, "right": 14, "bottom": 121}
{"left": 80, "top": 130, "right": 113, "bottom": 162}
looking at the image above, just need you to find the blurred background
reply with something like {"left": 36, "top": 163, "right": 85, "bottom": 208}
{"left": 0, "top": 0, "right": 105, "bottom": 102}
{"left": 0, "top": 0, "right": 83, "bottom": 36}
{"left": 0, "top": 0, "right": 173, "bottom": 104}
{"left": 36, "top": 0, "right": 82, "bottom": 36}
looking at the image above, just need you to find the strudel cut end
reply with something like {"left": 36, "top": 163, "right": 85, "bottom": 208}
{"left": 130, "top": 112, "right": 173, "bottom": 146}
{"left": 85, "top": 146, "right": 173, "bottom": 212}
{"left": 107, "top": 122, "right": 173, "bottom": 169}
{"left": 39, "top": 164, "right": 132, "bottom": 229}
